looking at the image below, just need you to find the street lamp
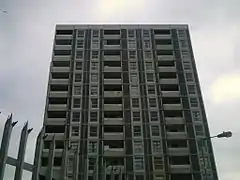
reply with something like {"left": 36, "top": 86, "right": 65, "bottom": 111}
{"left": 200, "top": 131, "right": 232, "bottom": 180}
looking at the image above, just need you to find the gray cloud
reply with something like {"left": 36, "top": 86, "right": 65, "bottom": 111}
{"left": 1, "top": 0, "right": 240, "bottom": 179}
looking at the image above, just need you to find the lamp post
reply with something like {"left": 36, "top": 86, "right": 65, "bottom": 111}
{"left": 200, "top": 131, "right": 232, "bottom": 180}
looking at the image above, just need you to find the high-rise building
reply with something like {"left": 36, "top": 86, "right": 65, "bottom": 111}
{"left": 33, "top": 24, "right": 218, "bottom": 180}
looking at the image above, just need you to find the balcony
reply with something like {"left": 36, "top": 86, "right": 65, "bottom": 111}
{"left": 104, "top": 56, "right": 121, "bottom": 61}
{"left": 166, "top": 132, "right": 187, "bottom": 139}
{"left": 48, "top": 104, "right": 67, "bottom": 111}
{"left": 104, "top": 118, "right": 123, "bottom": 125}
{"left": 161, "top": 91, "right": 180, "bottom": 97}
{"left": 104, "top": 104, "right": 123, "bottom": 111}
{"left": 104, "top": 66, "right": 122, "bottom": 72}
{"left": 105, "top": 165, "right": 125, "bottom": 174}
{"left": 54, "top": 45, "right": 72, "bottom": 50}
{"left": 49, "top": 91, "right": 68, "bottom": 98}
{"left": 50, "top": 78, "right": 69, "bottom": 84}
{"left": 104, "top": 148, "right": 125, "bottom": 157}
{"left": 165, "top": 117, "right": 184, "bottom": 125}
{"left": 104, "top": 79, "right": 122, "bottom": 84}
{"left": 158, "top": 66, "right": 176, "bottom": 72}
{"left": 168, "top": 148, "right": 189, "bottom": 155}
{"left": 156, "top": 45, "right": 173, "bottom": 50}
{"left": 163, "top": 104, "right": 182, "bottom": 110}
{"left": 157, "top": 55, "right": 174, "bottom": 61}
{"left": 46, "top": 118, "right": 66, "bottom": 125}
{"left": 160, "top": 78, "right": 178, "bottom": 84}
{"left": 104, "top": 132, "right": 124, "bottom": 140}
{"left": 51, "top": 67, "right": 70, "bottom": 73}
{"left": 42, "top": 149, "right": 63, "bottom": 157}
{"left": 104, "top": 91, "right": 122, "bottom": 97}
{"left": 53, "top": 56, "right": 71, "bottom": 61}
{"left": 169, "top": 165, "right": 191, "bottom": 173}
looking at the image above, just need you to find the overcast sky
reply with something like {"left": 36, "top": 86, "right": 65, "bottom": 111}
{"left": 0, "top": 0, "right": 240, "bottom": 179}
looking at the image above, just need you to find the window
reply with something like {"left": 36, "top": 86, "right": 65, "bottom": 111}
{"left": 128, "top": 39, "right": 136, "bottom": 49}
{"left": 144, "top": 51, "right": 152, "bottom": 60}
{"left": 75, "top": 74, "right": 82, "bottom": 82}
{"left": 190, "top": 98, "right": 198, "bottom": 107}
{"left": 146, "top": 73, "right": 154, "bottom": 82}
{"left": 72, "top": 112, "right": 81, "bottom": 122}
{"left": 182, "top": 50, "right": 190, "bottom": 59}
{"left": 88, "top": 158, "right": 96, "bottom": 170}
{"left": 199, "top": 157, "right": 210, "bottom": 169}
{"left": 185, "top": 72, "right": 194, "bottom": 82}
{"left": 75, "top": 62, "right": 83, "bottom": 70}
{"left": 147, "top": 85, "right": 156, "bottom": 95}
{"left": 129, "top": 51, "right": 137, "bottom": 59}
{"left": 150, "top": 111, "right": 158, "bottom": 121}
{"left": 135, "top": 175, "right": 144, "bottom": 180}
{"left": 154, "top": 157, "right": 164, "bottom": 170}
{"left": 90, "top": 126, "right": 98, "bottom": 137}
{"left": 143, "top": 40, "right": 151, "bottom": 49}
{"left": 149, "top": 98, "right": 157, "bottom": 108}
{"left": 91, "top": 86, "right": 98, "bottom": 95}
{"left": 130, "top": 62, "right": 137, "bottom": 70}
{"left": 134, "top": 157, "right": 144, "bottom": 170}
{"left": 73, "top": 98, "right": 81, "bottom": 108}
{"left": 183, "top": 61, "right": 191, "bottom": 70}
{"left": 128, "top": 29, "right": 135, "bottom": 38}
{"left": 131, "top": 85, "right": 139, "bottom": 95}
{"left": 151, "top": 126, "right": 160, "bottom": 136}
{"left": 133, "top": 126, "right": 142, "bottom": 136}
{"left": 74, "top": 85, "right": 81, "bottom": 95}
{"left": 143, "top": 29, "right": 150, "bottom": 38}
{"left": 195, "top": 125, "right": 204, "bottom": 136}
{"left": 188, "top": 85, "right": 196, "bottom": 95}
{"left": 130, "top": 73, "right": 138, "bottom": 83}
{"left": 76, "top": 51, "right": 83, "bottom": 59}
{"left": 132, "top": 98, "right": 140, "bottom": 108}
{"left": 91, "top": 62, "right": 98, "bottom": 71}
{"left": 92, "top": 39, "right": 99, "bottom": 49}
{"left": 77, "top": 30, "right": 84, "bottom": 38}
{"left": 91, "top": 74, "right": 98, "bottom": 82}
{"left": 91, "top": 51, "right": 99, "bottom": 60}
{"left": 91, "top": 99, "right": 98, "bottom": 108}
{"left": 180, "top": 40, "right": 188, "bottom": 48}
{"left": 77, "top": 40, "right": 84, "bottom": 48}
{"left": 90, "top": 111, "right": 98, "bottom": 122}
{"left": 68, "top": 157, "right": 73, "bottom": 169}
{"left": 71, "top": 126, "right": 79, "bottom": 136}
{"left": 69, "top": 141, "right": 79, "bottom": 150}
{"left": 92, "top": 30, "right": 99, "bottom": 38}
{"left": 132, "top": 111, "right": 141, "bottom": 121}
{"left": 155, "top": 175, "right": 164, "bottom": 180}
{"left": 145, "top": 62, "right": 153, "bottom": 70}
{"left": 152, "top": 140, "right": 161, "bottom": 153}
{"left": 178, "top": 30, "right": 185, "bottom": 38}
{"left": 197, "top": 140, "right": 207, "bottom": 153}
{"left": 88, "top": 141, "right": 97, "bottom": 153}
{"left": 134, "top": 140, "right": 143, "bottom": 153}
{"left": 192, "top": 111, "right": 201, "bottom": 121}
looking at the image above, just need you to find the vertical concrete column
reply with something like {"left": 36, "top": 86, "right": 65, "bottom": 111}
{"left": 0, "top": 114, "right": 17, "bottom": 180}
{"left": 32, "top": 129, "right": 44, "bottom": 180}
{"left": 14, "top": 122, "right": 33, "bottom": 180}
{"left": 72, "top": 147, "right": 79, "bottom": 180}
{"left": 46, "top": 135, "right": 55, "bottom": 180}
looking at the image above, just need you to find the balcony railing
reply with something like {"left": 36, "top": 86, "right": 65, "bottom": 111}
{"left": 50, "top": 78, "right": 69, "bottom": 84}
{"left": 169, "top": 164, "right": 191, "bottom": 173}
{"left": 157, "top": 55, "right": 174, "bottom": 61}
{"left": 159, "top": 78, "right": 178, "bottom": 84}
{"left": 53, "top": 56, "right": 71, "bottom": 61}
{"left": 161, "top": 91, "right": 180, "bottom": 97}
{"left": 49, "top": 91, "right": 68, "bottom": 97}
{"left": 168, "top": 147, "right": 189, "bottom": 155}
{"left": 104, "top": 132, "right": 124, "bottom": 140}
{"left": 104, "top": 147, "right": 125, "bottom": 157}
{"left": 166, "top": 132, "right": 187, "bottom": 139}
{"left": 51, "top": 67, "right": 70, "bottom": 73}
{"left": 48, "top": 104, "right": 67, "bottom": 111}
{"left": 165, "top": 117, "right": 184, "bottom": 125}
{"left": 104, "top": 104, "right": 123, "bottom": 111}
{"left": 156, "top": 44, "right": 173, "bottom": 49}
{"left": 104, "top": 56, "right": 121, "bottom": 61}
{"left": 104, "top": 118, "right": 123, "bottom": 125}
{"left": 104, "top": 66, "right": 122, "bottom": 72}
{"left": 158, "top": 66, "right": 176, "bottom": 72}
{"left": 163, "top": 104, "right": 182, "bottom": 110}
{"left": 104, "top": 79, "right": 122, "bottom": 84}
{"left": 104, "top": 91, "right": 122, "bottom": 97}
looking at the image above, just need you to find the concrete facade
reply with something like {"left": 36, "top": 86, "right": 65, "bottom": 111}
{"left": 33, "top": 24, "right": 218, "bottom": 180}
